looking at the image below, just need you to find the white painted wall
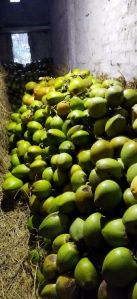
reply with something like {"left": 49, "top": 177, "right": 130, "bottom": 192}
{"left": 50, "top": 0, "right": 137, "bottom": 79}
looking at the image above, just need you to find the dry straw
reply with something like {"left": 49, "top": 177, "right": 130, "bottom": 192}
{"left": 0, "top": 67, "right": 39, "bottom": 299}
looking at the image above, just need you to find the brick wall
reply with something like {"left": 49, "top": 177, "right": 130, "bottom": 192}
{"left": 50, "top": 0, "right": 137, "bottom": 79}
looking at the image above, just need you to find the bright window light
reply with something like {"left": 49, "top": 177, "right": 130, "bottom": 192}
{"left": 10, "top": 0, "right": 20, "bottom": 2}
{"left": 11, "top": 33, "right": 31, "bottom": 65}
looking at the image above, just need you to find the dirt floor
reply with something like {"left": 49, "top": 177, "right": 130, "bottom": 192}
{"left": 0, "top": 70, "right": 38, "bottom": 299}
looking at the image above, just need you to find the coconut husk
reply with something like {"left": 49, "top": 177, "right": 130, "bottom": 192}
{"left": 0, "top": 67, "right": 39, "bottom": 299}
{"left": 53, "top": 63, "right": 70, "bottom": 77}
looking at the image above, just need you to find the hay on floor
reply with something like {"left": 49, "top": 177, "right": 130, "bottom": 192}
{"left": 0, "top": 67, "right": 39, "bottom": 299}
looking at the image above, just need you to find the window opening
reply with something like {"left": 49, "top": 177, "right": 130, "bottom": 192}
{"left": 10, "top": 0, "right": 20, "bottom": 3}
{"left": 11, "top": 33, "right": 31, "bottom": 65}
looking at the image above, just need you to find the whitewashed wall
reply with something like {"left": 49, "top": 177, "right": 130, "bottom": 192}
{"left": 50, "top": 0, "right": 137, "bottom": 80}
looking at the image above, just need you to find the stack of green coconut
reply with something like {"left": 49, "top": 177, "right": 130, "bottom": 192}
{"left": 3, "top": 68, "right": 137, "bottom": 298}
{"left": 2, "top": 58, "right": 54, "bottom": 110}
